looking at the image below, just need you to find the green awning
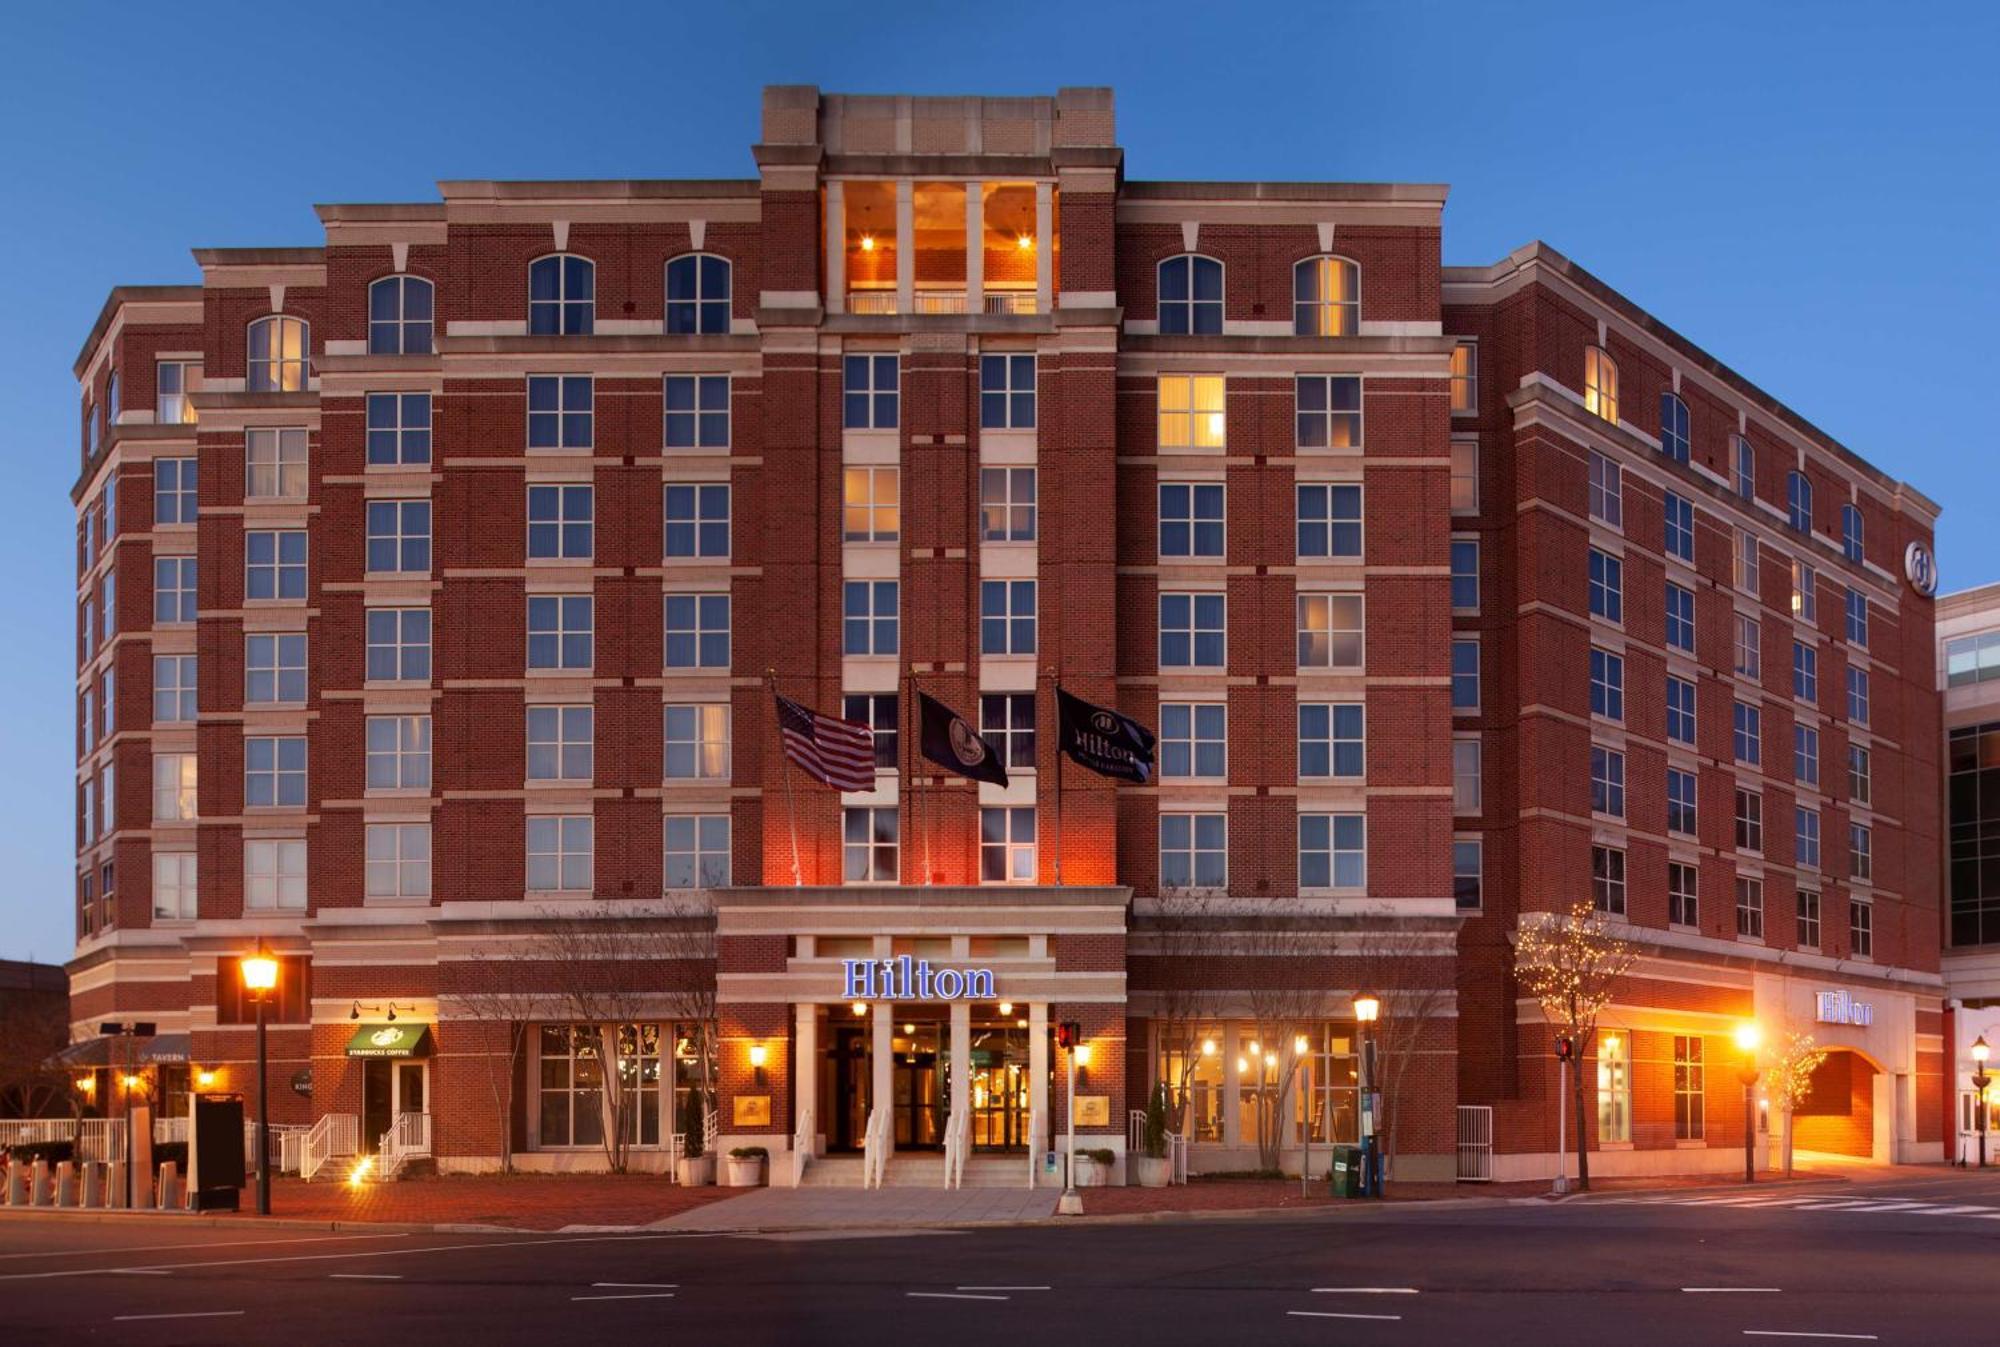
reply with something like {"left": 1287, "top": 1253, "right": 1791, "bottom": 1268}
{"left": 344, "top": 1023, "right": 433, "bottom": 1058}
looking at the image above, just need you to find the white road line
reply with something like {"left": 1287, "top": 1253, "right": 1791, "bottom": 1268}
{"left": 593, "top": 1282, "right": 679, "bottom": 1289}
{"left": 1741, "top": 1333, "right": 1878, "bottom": 1341}
{"left": 0, "top": 1231, "right": 712, "bottom": 1282}
{"left": 330, "top": 1273, "right": 402, "bottom": 1280}
{"left": 1684, "top": 1287, "right": 1782, "bottom": 1293}
{"left": 1313, "top": 1286, "right": 1419, "bottom": 1294}
{"left": 958, "top": 1285, "right": 1048, "bottom": 1291}
{"left": 1288, "top": 1310, "right": 1404, "bottom": 1321}
{"left": 909, "top": 1291, "right": 1009, "bottom": 1301}
{"left": 0, "top": 1231, "right": 412, "bottom": 1262}
{"left": 108, "top": 1269, "right": 169, "bottom": 1276}
{"left": 572, "top": 1292, "right": 676, "bottom": 1302}
{"left": 113, "top": 1311, "right": 246, "bottom": 1322}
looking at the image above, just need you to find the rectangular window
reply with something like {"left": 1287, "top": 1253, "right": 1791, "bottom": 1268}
{"left": 1453, "top": 838, "right": 1483, "bottom": 911}
{"left": 1845, "top": 590, "right": 1869, "bottom": 649}
{"left": 1735, "top": 614, "right": 1762, "bottom": 680}
{"left": 664, "top": 594, "right": 731, "bottom": 668}
{"left": 152, "top": 752, "right": 196, "bottom": 821}
{"left": 245, "top": 427, "right": 308, "bottom": 499}
{"left": 664, "top": 815, "right": 731, "bottom": 890}
{"left": 366, "top": 500, "right": 431, "bottom": 574}
{"left": 1798, "top": 890, "right": 1821, "bottom": 949}
{"left": 1588, "top": 450, "right": 1622, "bottom": 526}
{"left": 245, "top": 530, "right": 306, "bottom": 600}
{"left": 979, "top": 580, "right": 1036, "bottom": 655}
{"left": 527, "top": 484, "right": 594, "bottom": 560}
{"left": 245, "top": 735, "right": 307, "bottom": 807}
{"left": 1297, "top": 593, "right": 1364, "bottom": 669}
{"left": 1161, "top": 374, "right": 1228, "bottom": 451}
{"left": 525, "top": 705, "right": 592, "bottom": 783}
{"left": 1664, "top": 767, "right": 1696, "bottom": 827}
{"left": 1450, "top": 538, "right": 1480, "bottom": 611}
{"left": 845, "top": 693, "right": 901, "bottom": 770}
{"left": 527, "top": 375, "right": 592, "bottom": 449}
{"left": 1450, "top": 441, "right": 1479, "bottom": 513}
{"left": 1299, "top": 813, "right": 1366, "bottom": 889}
{"left": 1796, "top": 806, "right": 1821, "bottom": 868}
{"left": 663, "top": 374, "right": 729, "bottom": 449}
{"left": 979, "top": 693, "right": 1036, "bottom": 772}
{"left": 979, "top": 354, "right": 1036, "bottom": 429}
{"left": 152, "top": 852, "right": 197, "bottom": 921}
{"left": 663, "top": 484, "right": 730, "bottom": 559}
{"left": 1735, "top": 876, "right": 1764, "bottom": 939}
{"left": 153, "top": 654, "right": 197, "bottom": 722}
{"left": 843, "top": 355, "right": 900, "bottom": 431}
{"left": 365, "top": 823, "right": 431, "bottom": 901}
{"left": 1598, "top": 1032, "right": 1631, "bottom": 1144}
{"left": 366, "top": 607, "right": 431, "bottom": 682}
{"left": 1298, "top": 702, "right": 1364, "bottom": 779}
{"left": 1665, "top": 582, "right": 1696, "bottom": 654}
{"left": 1732, "top": 700, "right": 1761, "bottom": 765}
{"left": 1667, "top": 675, "right": 1697, "bottom": 746}
{"left": 534, "top": 1022, "right": 659, "bottom": 1150}
{"left": 154, "top": 556, "right": 197, "bottom": 624}
{"left": 979, "top": 806, "right": 1037, "bottom": 883}
{"left": 979, "top": 467, "right": 1035, "bottom": 542}
{"left": 1792, "top": 641, "right": 1818, "bottom": 703}
{"left": 1668, "top": 861, "right": 1698, "bottom": 927}
{"left": 1795, "top": 723, "right": 1820, "bottom": 788}
{"left": 1850, "top": 823, "right": 1873, "bottom": 882}
{"left": 244, "top": 633, "right": 307, "bottom": 705}
{"left": 1588, "top": 547, "right": 1623, "bottom": 621}
{"left": 1791, "top": 558, "right": 1817, "bottom": 623}
{"left": 1160, "top": 812, "right": 1227, "bottom": 889}
{"left": 1449, "top": 341, "right": 1477, "bottom": 415}
{"left": 1160, "top": 703, "right": 1227, "bottom": 780}
{"left": 1735, "top": 530, "right": 1760, "bottom": 596}
{"left": 1664, "top": 492, "right": 1694, "bottom": 562}
{"left": 156, "top": 360, "right": 197, "bottom": 425}
{"left": 528, "top": 595, "right": 593, "bottom": 671}
{"left": 527, "top": 815, "right": 593, "bottom": 892}
{"left": 1673, "top": 1036, "right": 1705, "bottom": 1140}
{"left": 1159, "top": 482, "right": 1225, "bottom": 558}
{"left": 1846, "top": 666, "right": 1870, "bottom": 726}
{"left": 1451, "top": 639, "right": 1481, "bottom": 712}
{"left": 843, "top": 806, "right": 899, "bottom": 883}
{"left": 1848, "top": 743, "right": 1872, "bottom": 806}
{"left": 244, "top": 839, "right": 306, "bottom": 910}
{"left": 1850, "top": 897, "right": 1873, "bottom": 959}
{"left": 1589, "top": 647, "right": 1624, "bottom": 721}
{"left": 662, "top": 703, "right": 731, "bottom": 780}
{"left": 366, "top": 392, "right": 432, "bottom": 465}
{"left": 1293, "top": 374, "right": 1359, "bottom": 450}
{"left": 1590, "top": 745, "right": 1625, "bottom": 818}
{"left": 1160, "top": 593, "right": 1226, "bottom": 669}
{"left": 1452, "top": 737, "right": 1482, "bottom": 813}
{"left": 1296, "top": 483, "right": 1362, "bottom": 559}
{"left": 154, "top": 457, "right": 197, "bottom": 524}
{"left": 844, "top": 467, "right": 901, "bottom": 542}
{"left": 1592, "top": 845, "right": 1626, "bottom": 915}
{"left": 1735, "top": 787, "right": 1763, "bottom": 852}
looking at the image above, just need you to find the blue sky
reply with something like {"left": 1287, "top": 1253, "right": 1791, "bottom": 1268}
{"left": 1, "top": 1, "right": 1994, "bottom": 961}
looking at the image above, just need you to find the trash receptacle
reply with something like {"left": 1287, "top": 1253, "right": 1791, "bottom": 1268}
{"left": 1329, "top": 1145, "right": 1363, "bottom": 1197}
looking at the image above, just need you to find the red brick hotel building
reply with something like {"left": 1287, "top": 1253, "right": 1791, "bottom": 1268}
{"left": 65, "top": 85, "right": 1945, "bottom": 1185}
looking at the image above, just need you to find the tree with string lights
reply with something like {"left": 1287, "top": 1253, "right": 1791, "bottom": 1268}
{"left": 1515, "top": 899, "right": 1636, "bottom": 1192}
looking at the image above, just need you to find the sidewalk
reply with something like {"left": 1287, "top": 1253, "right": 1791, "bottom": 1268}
{"left": 262, "top": 1174, "right": 747, "bottom": 1229}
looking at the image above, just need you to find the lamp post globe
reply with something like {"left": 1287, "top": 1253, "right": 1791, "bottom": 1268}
{"left": 1975, "top": 1035, "right": 1992, "bottom": 1170}
{"left": 239, "top": 943, "right": 279, "bottom": 1215}
{"left": 1735, "top": 1020, "right": 1761, "bottom": 1184}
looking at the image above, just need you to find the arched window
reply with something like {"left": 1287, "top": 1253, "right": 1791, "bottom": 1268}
{"left": 1786, "top": 471, "right": 1812, "bottom": 533}
{"left": 247, "top": 315, "right": 310, "bottom": 393}
{"left": 1659, "top": 392, "right": 1689, "bottom": 464}
{"left": 1841, "top": 503, "right": 1864, "bottom": 564}
{"left": 1732, "top": 435, "right": 1756, "bottom": 499}
{"left": 1584, "top": 346, "right": 1618, "bottom": 422}
{"left": 1294, "top": 256, "right": 1359, "bottom": 336}
{"left": 666, "top": 253, "right": 732, "bottom": 335}
{"left": 1157, "top": 254, "right": 1222, "bottom": 335}
{"left": 528, "top": 254, "right": 595, "bottom": 336}
{"left": 369, "top": 276, "right": 434, "bottom": 356}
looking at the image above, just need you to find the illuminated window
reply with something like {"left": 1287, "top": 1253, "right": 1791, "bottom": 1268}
{"left": 1296, "top": 593, "right": 1363, "bottom": 669}
{"left": 1293, "top": 256, "right": 1360, "bottom": 336}
{"left": 1597, "top": 1033, "right": 1631, "bottom": 1142}
{"left": 1584, "top": 346, "right": 1618, "bottom": 422}
{"left": 980, "top": 468, "right": 1034, "bottom": 542}
{"left": 1673, "top": 1036, "right": 1704, "bottom": 1140}
{"left": 528, "top": 254, "right": 594, "bottom": 335}
{"left": 1157, "top": 254, "right": 1222, "bottom": 334}
{"left": 1659, "top": 392, "right": 1689, "bottom": 463}
{"left": 666, "top": 253, "right": 731, "bottom": 334}
{"left": 844, "top": 466, "right": 900, "bottom": 542}
{"left": 1449, "top": 341, "right": 1477, "bottom": 414}
{"left": 368, "top": 275, "right": 434, "bottom": 356}
{"left": 156, "top": 361, "right": 198, "bottom": 425}
{"left": 1160, "top": 375, "right": 1225, "bottom": 450}
{"left": 246, "top": 316, "right": 308, "bottom": 392}
{"left": 152, "top": 752, "right": 196, "bottom": 822}
{"left": 1450, "top": 441, "right": 1479, "bottom": 512}
{"left": 1791, "top": 558, "right": 1817, "bottom": 622}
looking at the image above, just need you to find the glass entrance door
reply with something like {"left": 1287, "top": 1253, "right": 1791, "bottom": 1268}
{"left": 823, "top": 1025, "right": 872, "bottom": 1153}
{"left": 361, "top": 1059, "right": 393, "bottom": 1154}
{"left": 969, "top": 1022, "right": 1030, "bottom": 1152}
{"left": 892, "top": 1021, "right": 945, "bottom": 1150}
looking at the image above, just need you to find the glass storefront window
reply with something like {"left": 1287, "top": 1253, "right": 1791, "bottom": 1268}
{"left": 1597, "top": 1031, "right": 1632, "bottom": 1143}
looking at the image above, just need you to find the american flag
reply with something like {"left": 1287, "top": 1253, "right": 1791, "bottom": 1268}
{"left": 774, "top": 694, "right": 877, "bottom": 791}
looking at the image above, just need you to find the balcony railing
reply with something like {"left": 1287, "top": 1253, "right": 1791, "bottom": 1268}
{"left": 844, "top": 289, "right": 1039, "bottom": 316}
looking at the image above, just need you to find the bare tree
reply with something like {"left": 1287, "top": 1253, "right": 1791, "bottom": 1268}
{"left": 1350, "top": 910, "right": 1457, "bottom": 1178}
{"left": 651, "top": 899, "right": 719, "bottom": 1161}
{"left": 1139, "top": 887, "right": 1227, "bottom": 1138}
{"left": 453, "top": 947, "right": 545, "bottom": 1175}
{"left": 1240, "top": 919, "right": 1339, "bottom": 1172}
{"left": 1763, "top": 1026, "right": 1829, "bottom": 1178}
{"left": 535, "top": 910, "right": 666, "bottom": 1174}
{"left": 1514, "top": 900, "right": 1637, "bottom": 1192}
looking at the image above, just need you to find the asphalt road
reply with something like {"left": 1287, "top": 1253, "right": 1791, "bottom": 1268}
{"left": 3, "top": 1170, "right": 1998, "bottom": 1346}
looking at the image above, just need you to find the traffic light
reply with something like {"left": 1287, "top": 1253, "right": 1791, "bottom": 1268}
{"left": 1056, "top": 1021, "right": 1081, "bottom": 1051}
{"left": 1553, "top": 1034, "right": 1575, "bottom": 1062}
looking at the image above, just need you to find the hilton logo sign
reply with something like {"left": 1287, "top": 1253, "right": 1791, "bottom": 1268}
{"left": 842, "top": 956, "right": 996, "bottom": 1002}
{"left": 1816, "top": 989, "right": 1875, "bottom": 1027}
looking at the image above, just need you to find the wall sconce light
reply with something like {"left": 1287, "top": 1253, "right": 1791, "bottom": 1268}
{"left": 1015, "top": 1017, "right": 1028, "bottom": 1029}
{"left": 350, "top": 1001, "right": 379, "bottom": 1021}
{"left": 748, "top": 1042, "right": 768, "bottom": 1088}
{"left": 75, "top": 1074, "right": 95, "bottom": 1093}
{"left": 195, "top": 1069, "right": 218, "bottom": 1090}
{"left": 851, "top": 1001, "right": 868, "bottom": 1018}
{"left": 121, "top": 1074, "right": 143, "bottom": 1092}
{"left": 1016, "top": 233, "right": 1034, "bottom": 251}
{"left": 1074, "top": 1041, "right": 1093, "bottom": 1085}
{"left": 859, "top": 233, "right": 876, "bottom": 252}
{"left": 998, "top": 1002, "right": 1013, "bottom": 1017}
{"left": 1294, "top": 1034, "right": 1311, "bottom": 1057}
{"left": 1201, "top": 1039, "right": 1216, "bottom": 1058}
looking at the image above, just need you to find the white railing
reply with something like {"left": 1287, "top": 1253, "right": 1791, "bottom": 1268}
{"left": 0, "top": 1118, "right": 124, "bottom": 1163}
{"left": 847, "top": 290, "right": 897, "bottom": 315}
{"left": 1171, "top": 1132, "right": 1189, "bottom": 1184}
{"left": 703, "top": 1108, "right": 718, "bottom": 1159}
{"left": 1456, "top": 1104, "right": 1494, "bottom": 1182}
{"left": 984, "top": 291, "right": 1037, "bottom": 315}
{"left": 911, "top": 291, "right": 968, "bottom": 315}
{"left": 1026, "top": 1107, "right": 1045, "bottom": 1189}
{"left": 790, "top": 1105, "right": 814, "bottom": 1189}
{"left": 941, "top": 1107, "right": 970, "bottom": 1189}
{"left": 302, "top": 1113, "right": 357, "bottom": 1182}
{"left": 374, "top": 1112, "right": 431, "bottom": 1182}
{"left": 861, "top": 1105, "right": 890, "bottom": 1189}
{"left": 154, "top": 1116, "right": 189, "bottom": 1145}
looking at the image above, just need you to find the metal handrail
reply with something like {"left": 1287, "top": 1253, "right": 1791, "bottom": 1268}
{"left": 861, "top": 1105, "right": 889, "bottom": 1189}
{"left": 1026, "top": 1107, "right": 1045, "bottom": 1189}
{"left": 301, "top": 1113, "right": 357, "bottom": 1182}
{"left": 790, "top": 1105, "right": 814, "bottom": 1188}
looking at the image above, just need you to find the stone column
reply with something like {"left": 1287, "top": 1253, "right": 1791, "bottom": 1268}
{"left": 950, "top": 999, "right": 972, "bottom": 1135}
{"left": 1030, "top": 1000, "right": 1050, "bottom": 1176}
{"left": 965, "top": 180, "right": 984, "bottom": 313}
{"left": 872, "top": 999, "right": 894, "bottom": 1152}
{"left": 894, "top": 180, "right": 914, "bottom": 315}
{"left": 794, "top": 1001, "right": 818, "bottom": 1161}
{"left": 1034, "top": 181, "right": 1053, "bottom": 312}
{"left": 825, "top": 180, "right": 845, "bottom": 315}
{"left": 1222, "top": 1023, "right": 1242, "bottom": 1150}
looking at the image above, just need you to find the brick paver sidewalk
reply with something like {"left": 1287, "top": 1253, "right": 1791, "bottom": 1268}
{"left": 258, "top": 1173, "right": 747, "bottom": 1230}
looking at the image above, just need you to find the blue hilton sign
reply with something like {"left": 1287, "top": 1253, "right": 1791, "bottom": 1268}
{"left": 842, "top": 956, "right": 996, "bottom": 1002}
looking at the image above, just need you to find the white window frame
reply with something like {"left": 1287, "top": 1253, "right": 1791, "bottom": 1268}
{"left": 244, "top": 838, "right": 306, "bottom": 910}
{"left": 1158, "top": 481, "right": 1226, "bottom": 559}
{"left": 663, "top": 483, "right": 730, "bottom": 560}
{"left": 152, "top": 852, "right": 197, "bottom": 922}
{"left": 1158, "top": 374, "right": 1226, "bottom": 452}
{"left": 244, "top": 632, "right": 307, "bottom": 706}
{"left": 1452, "top": 736, "right": 1482, "bottom": 814}
{"left": 1159, "top": 702, "right": 1228, "bottom": 781}
{"left": 979, "top": 805, "right": 1037, "bottom": 884}
{"left": 152, "top": 752, "right": 196, "bottom": 822}
{"left": 527, "top": 483, "right": 595, "bottom": 561}
{"left": 1298, "top": 811, "right": 1366, "bottom": 891}
{"left": 365, "top": 822, "right": 432, "bottom": 902}
{"left": 527, "top": 814, "right": 594, "bottom": 893}
{"left": 1296, "top": 593, "right": 1364, "bottom": 670}
{"left": 664, "top": 593, "right": 731, "bottom": 669}
{"left": 664, "top": 373, "right": 730, "bottom": 450}
{"left": 844, "top": 466, "right": 902, "bottom": 543}
{"left": 245, "top": 427, "right": 308, "bottom": 500}
{"left": 525, "top": 705, "right": 593, "bottom": 784}
{"left": 979, "top": 466, "right": 1036, "bottom": 543}
{"left": 664, "top": 815, "right": 731, "bottom": 890}
{"left": 1159, "top": 812, "right": 1228, "bottom": 891}
{"left": 663, "top": 703, "right": 731, "bottom": 781}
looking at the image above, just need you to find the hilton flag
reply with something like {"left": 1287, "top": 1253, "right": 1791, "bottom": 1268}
{"left": 1056, "top": 686, "right": 1156, "bottom": 783}
{"left": 917, "top": 691, "right": 1009, "bottom": 787}
{"left": 774, "top": 694, "right": 877, "bottom": 792}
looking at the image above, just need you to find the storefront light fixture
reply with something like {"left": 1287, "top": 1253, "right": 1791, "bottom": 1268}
{"left": 1974, "top": 1035, "right": 1991, "bottom": 1066}
{"left": 1247, "top": 1040, "right": 1261, "bottom": 1057}
{"left": 75, "top": 1074, "right": 94, "bottom": 1093}
{"left": 851, "top": 1001, "right": 868, "bottom": 1017}
{"left": 121, "top": 1074, "right": 143, "bottom": 1091}
{"left": 859, "top": 233, "right": 876, "bottom": 252}
{"left": 1294, "top": 1034, "right": 1310, "bottom": 1057}
{"left": 1237, "top": 1056, "right": 1250, "bottom": 1075}
{"left": 1201, "top": 1039, "right": 1217, "bottom": 1057}
{"left": 1016, "top": 233, "right": 1034, "bottom": 251}
{"left": 748, "top": 1042, "right": 768, "bottom": 1088}
{"left": 1734, "top": 1021, "right": 1762, "bottom": 1055}
{"left": 998, "top": 1002, "right": 1013, "bottom": 1017}
{"left": 195, "top": 1069, "right": 218, "bottom": 1089}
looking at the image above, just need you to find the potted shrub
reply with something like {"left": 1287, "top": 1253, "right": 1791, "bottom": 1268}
{"left": 1135, "top": 1082, "right": 1173, "bottom": 1188}
{"left": 724, "top": 1146, "right": 768, "bottom": 1188}
{"left": 1073, "top": 1147, "right": 1115, "bottom": 1187}
{"left": 675, "top": 1128, "right": 714, "bottom": 1187}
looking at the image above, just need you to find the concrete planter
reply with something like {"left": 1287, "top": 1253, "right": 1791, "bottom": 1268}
{"left": 675, "top": 1154, "right": 715, "bottom": 1187}
{"left": 723, "top": 1156, "right": 766, "bottom": 1188}
{"left": 1134, "top": 1154, "right": 1172, "bottom": 1188}
{"left": 1075, "top": 1157, "right": 1112, "bottom": 1187}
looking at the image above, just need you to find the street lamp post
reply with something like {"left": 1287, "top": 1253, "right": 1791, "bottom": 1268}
{"left": 1973, "top": 1035, "right": 1991, "bottom": 1171}
{"left": 1295, "top": 1033, "right": 1312, "bottom": 1196}
{"left": 239, "top": 943, "right": 280, "bottom": 1216}
{"left": 1735, "top": 1021, "right": 1762, "bottom": 1185}
{"left": 1353, "top": 994, "right": 1380, "bottom": 1197}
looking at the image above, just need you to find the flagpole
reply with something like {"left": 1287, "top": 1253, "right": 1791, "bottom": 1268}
{"left": 766, "top": 669, "right": 804, "bottom": 887}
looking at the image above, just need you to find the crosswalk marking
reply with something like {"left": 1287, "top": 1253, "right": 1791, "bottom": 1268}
{"left": 1593, "top": 1193, "right": 2000, "bottom": 1224}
